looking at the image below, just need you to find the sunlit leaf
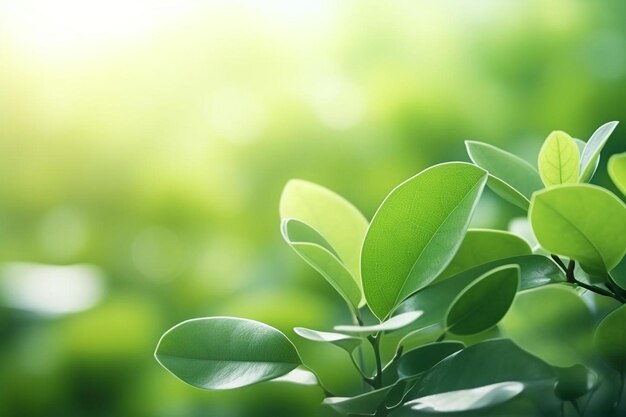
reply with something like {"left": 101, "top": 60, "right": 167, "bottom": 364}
{"left": 466, "top": 140, "right": 543, "bottom": 209}
{"left": 438, "top": 229, "right": 531, "bottom": 281}
{"left": 609, "top": 152, "right": 626, "bottom": 196}
{"left": 406, "top": 382, "right": 524, "bottom": 412}
{"left": 579, "top": 121, "right": 619, "bottom": 182}
{"left": 537, "top": 130, "right": 580, "bottom": 186}
{"left": 271, "top": 367, "right": 318, "bottom": 386}
{"left": 155, "top": 317, "right": 300, "bottom": 390}
{"left": 335, "top": 311, "right": 422, "bottom": 334}
{"left": 530, "top": 185, "right": 626, "bottom": 274}
{"left": 501, "top": 285, "right": 594, "bottom": 367}
{"left": 594, "top": 304, "right": 626, "bottom": 373}
{"left": 362, "top": 162, "right": 487, "bottom": 319}
{"left": 293, "top": 327, "right": 362, "bottom": 353}
{"left": 446, "top": 265, "right": 519, "bottom": 335}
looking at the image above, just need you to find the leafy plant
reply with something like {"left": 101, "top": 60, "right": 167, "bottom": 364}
{"left": 155, "top": 121, "right": 626, "bottom": 416}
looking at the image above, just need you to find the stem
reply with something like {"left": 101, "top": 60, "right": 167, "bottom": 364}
{"left": 349, "top": 351, "right": 376, "bottom": 388}
{"left": 368, "top": 334, "right": 384, "bottom": 389}
{"left": 552, "top": 255, "right": 624, "bottom": 303}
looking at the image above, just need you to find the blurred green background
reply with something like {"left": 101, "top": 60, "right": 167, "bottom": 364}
{"left": 1, "top": 1, "right": 625, "bottom": 416}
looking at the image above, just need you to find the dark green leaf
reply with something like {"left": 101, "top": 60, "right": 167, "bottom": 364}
{"left": 155, "top": 317, "right": 300, "bottom": 390}
{"left": 554, "top": 365, "right": 597, "bottom": 401}
{"left": 323, "top": 385, "right": 393, "bottom": 415}
{"left": 398, "top": 342, "right": 465, "bottom": 378}
{"left": 362, "top": 162, "right": 487, "bottom": 319}
{"left": 446, "top": 265, "right": 519, "bottom": 335}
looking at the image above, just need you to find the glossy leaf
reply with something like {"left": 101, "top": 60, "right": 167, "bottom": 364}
{"left": 155, "top": 317, "right": 300, "bottom": 390}
{"left": 280, "top": 179, "right": 368, "bottom": 280}
{"left": 362, "top": 162, "right": 487, "bottom": 319}
{"left": 411, "top": 339, "right": 555, "bottom": 397}
{"left": 446, "top": 265, "right": 519, "bottom": 335}
{"left": 323, "top": 385, "right": 393, "bottom": 416}
{"left": 537, "top": 130, "right": 580, "bottom": 186}
{"left": 406, "top": 382, "right": 524, "bottom": 413}
{"left": 397, "top": 341, "right": 465, "bottom": 378}
{"left": 579, "top": 121, "right": 619, "bottom": 182}
{"left": 335, "top": 311, "right": 422, "bottom": 334}
{"left": 466, "top": 140, "right": 543, "bottom": 209}
{"left": 397, "top": 255, "right": 564, "bottom": 337}
{"left": 293, "top": 327, "right": 361, "bottom": 353}
{"left": 282, "top": 219, "right": 362, "bottom": 309}
{"left": 573, "top": 138, "right": 599, "bottom": 183}
{"left": 609, "top": 152, "right": 626, "bottom": 196}
{"left": 438, "top": 229, "right": 531, "bottom": 280}
{"left": 501, "top": 285, "right": 594, "bottom": 367}
{"left": 594, "top": 304, "right": 626, "bottom": 373}
{"left": 530, "top": 184, "right": 626, "bottom": 274}
{"left": 271, "top": 368, "right": 318, "bottom": 386}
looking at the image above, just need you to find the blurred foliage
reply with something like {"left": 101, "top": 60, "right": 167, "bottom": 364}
{"left": 0, "top": 0, "right": 625, "bottom": 416}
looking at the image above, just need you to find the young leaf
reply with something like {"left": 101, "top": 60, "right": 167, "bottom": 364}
{"left": 529, "top": 184, "right": 626, "bottom": 275}
{"left": 397, "top": 342, "right": 465, "bottom": 378}
{"left": 362, "top": 162, "right": 488, "bottom": 320}
{"left": 334, "top": 311, "right": 422, "bottom": 334}
{"left": 280, "top": 180, "right": 368, "bottom": 302}
{"left": 155, "top": 317, "right": 300, "bottom": 390}
{"left": 537, "top": 130, "right": 580, "bottom": 187}
{"left": 438, "top": 229, "right": 531, "bottom": 281}
{"left": 293, "top": 327, "right": 362, "bottom": 353}
{"left": 573, "top": 138, "right": 600, "bottom": 184}
{"left": 406, "top": 381, "right": 524, "bottom": 413}
{"left": 579, "top": 121, "right": 619, "bottom": 182}
{"left": 609, "top": 152, "right": 626, "bottom": 196}
{"left": 282, "top": 219, "right": 362, "bottom": 310}
{"left": 446, "top": 265, "right": 519, "bottom": 336}
{"left": 323, "top": 386, "right": 393, "bottom": 415}
{"left": 594, "top": 304, "right": 626, "bottom": 373}
{"left": 465, "top": 141, "right": 543, "bottom": 209}
{"left": 410, "top": 339, "right": 555, "bottom": 397}
{"left": 500, "top": 285, "right": 594, "bottom": 367}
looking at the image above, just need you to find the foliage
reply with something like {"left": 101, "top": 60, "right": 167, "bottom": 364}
{"left": 156, "top": 122, "right": 626, "bottom": 416}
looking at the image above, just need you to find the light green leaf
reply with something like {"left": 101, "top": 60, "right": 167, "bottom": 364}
{"left": 271, "top": 368, "right": 318, "bottom": 386}
{"left": 406, "top": 382, "right": 524, "bottom": 413}
{"left": 362, "top": 162, "right": 487, "bottom": 320}
{"left": 501, "top": 285, "right": 594, "bottom": 367}
{"left": 396, "top": 255, "right": 565, "bottom": 340}
{"left": 438, "top": 229, "right": 531, "bottom": 281}
{"left": 323, "top": 385, "right": 393, "bottom": 416}
{"left": 446, "top": 265, "right": 519, "bottom": 335}
{"left": 466, "top": 141, "right": 543, "bottom": 209}
{"left": 397, "top": 341, "right": 465, "bottom": 378}
{"left": 293, "top": 327, "right": 361, "bottom": 353}
{"left": 282, "top": 219, "right": 362, "bottom": 310}
{"left": 530, "top": 184, "right": 626, "bottom": 274}
{"left": 335, "top": 311, "right": 422, "bottom": 334}
{"left": 573, "top": 138, "right": 599, "bottom": 184}
{"left": 579, "top": 121, "right": 619, "bottom": 182}
{"left": 594, "top": 304, "right": 626, "bottom": 373}
{"left": 280, "top": 180, "right": 368, "bottom": 303}
{"left": 410, "top": 339, "right": 555, "bottom": 397}
{"left": 609, "top": 152, "right": 626, "bottom": 196}
{"left": 155, "top": 317, "right": 301, "bottom": 390}
{"left": 538, "top": 130, "right": 580, "bottom": 186}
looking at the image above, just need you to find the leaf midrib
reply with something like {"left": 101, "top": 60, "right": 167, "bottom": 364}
{"left": 158, "top": 354, "right": 299, "bottom": 366}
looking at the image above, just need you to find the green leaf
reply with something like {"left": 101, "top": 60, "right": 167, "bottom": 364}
{"left": 271, "top": 368, "right": 318, "bottom": 386}
{"left": 293, "top": 327, "right": 361, "bottom": 353}
{"left": 554, "top": 365, "right": 597, "bottom": 401}
{"left": 282, "top": 219, "right": 362, "bottom": 310}
{"left": 609, "top": 152, "right": 626, "bottom": 196}
{"left": 501, "top": 285, "right": 594, "bottom": 367}
{"left": 530, "top": 184, "right": 626, "bottom": 274}
{"left": 280, "top": 180, "right": 368, "bottom": 302}
{"left": 323, "top": 385, "right": 393, "bottom": 415}
{"left": 155, "top": 317, "right": 301, "bottom": 390}
{"left": 579, "top": 121, "right": 619, "bottom": 182}
{"left": 406, "top": 382, "right": 524, "bottom": 413}
{"left": 397, "top": 255, "right": 565, "bottom": 339}
{"left": 446, "top": 265, "right": 519, "bottom": 335}
{"left": 411, "top": 339, "right": 555, "bottom": 397}
{"left": 537, "top": 130, "right": 580, "bottom": 186}
{"left": 466, "top": 141, "right": 543, "bottom": 209}
{"left": 362, "top": 162, "right": 488, "bottom": 320}
{"left": 397, "top": 341, "right": 465, "bottom": 378}
{"left": 438, "top": 229, "right": 532, "bottom": 281}
{"left": 573, "top": 138, "right": 599, "bottom": 184}
{"left": 594, "top": 304, "right": 626, "bottom": 373}
{"left": 335, "top": 311, "right": 422, "bottom": 334}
